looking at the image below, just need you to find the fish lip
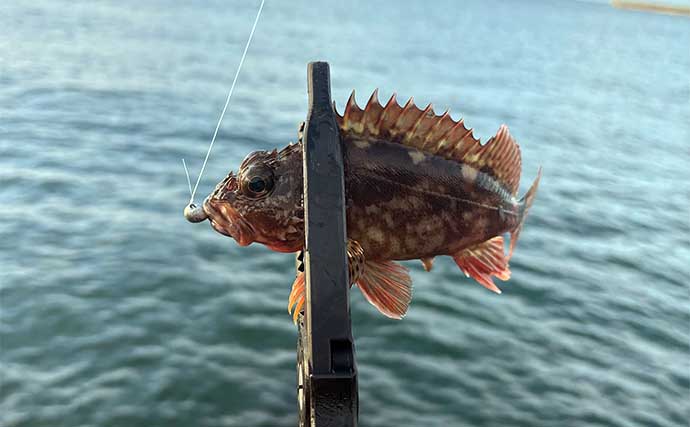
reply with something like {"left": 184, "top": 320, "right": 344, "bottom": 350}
{"left": 203, "top": 199, "right": 255, "bottom": 246}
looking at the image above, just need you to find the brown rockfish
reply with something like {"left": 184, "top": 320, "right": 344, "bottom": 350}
{"left": 197, "top": 90, "right": 541, "bottom": 321}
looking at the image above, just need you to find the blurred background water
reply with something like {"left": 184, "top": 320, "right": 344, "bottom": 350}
{"left": 1, "top": 0, "right": 689, "bottom": 426}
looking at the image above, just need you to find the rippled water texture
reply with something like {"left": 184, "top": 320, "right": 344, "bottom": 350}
{"left": 1, "top": 1, "right": 689, "bottom": 426}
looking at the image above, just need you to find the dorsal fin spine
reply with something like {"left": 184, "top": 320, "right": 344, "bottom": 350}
{"left": 405, "top": 103, "right": 434, "bottom": 145}
{"left": 450, "top": 122, "right": 473, "bottom": 158}
{"left": 392, "top": 97, "right": 415, "bottom": 135}
{"left": 437, "top": 119, "right": 467, "bottom": 156}
{"left": 435, "top": 119, "right": 457, "bottom": 153}
{"left": 343, "top": 90, "right": 358, "bottom": 126}
{"left": 422, "top": 109, "right": 450, "bottom": 150}
{"left": 367, "top": 88, "right": 379, "bottom": 107}
{"left": 363, "top": 89, "right": 383, "bottom": 136}
{"left": 412, "top": 104, "right": 434, "bottom": 133}
{"left": 375, "top": 92, "right": 398, "bottom": 132}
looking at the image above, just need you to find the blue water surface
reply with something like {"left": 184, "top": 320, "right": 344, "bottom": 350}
{"left": 1, "top": 1, "right": 689, "bottom": 426}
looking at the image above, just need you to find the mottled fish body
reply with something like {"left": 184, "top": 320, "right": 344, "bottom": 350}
{"left": 202, "top": 90, "right": 541, "bottom": 321}
{"left": 345, "top": 136, "right": 521, "bottom": 261}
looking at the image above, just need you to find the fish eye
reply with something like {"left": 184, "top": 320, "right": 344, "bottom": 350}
{"left": 244, "top": 173, "right": 274, "bottom": 196}
{"left": 248, "top": 176, "right": 266, "bottom": 192}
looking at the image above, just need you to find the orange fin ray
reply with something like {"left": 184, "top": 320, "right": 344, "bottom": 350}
{"left": 453, "top": 236, "right": 511, "bottom": 294}
{"left": 335, "top": 90, "right": 479, "bottom": 159}
{"left": 356, "top": 260, "right": 413, "bottom": 319}
{"left": 288, "top": 272, "right": 306, "bottom": 324}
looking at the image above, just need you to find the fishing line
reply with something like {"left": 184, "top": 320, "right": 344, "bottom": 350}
{"left": 184, "top": 0, "right": 265, "bottom": 205}
{"left": 182, "top": 158, "right": 193, "bottom": 197}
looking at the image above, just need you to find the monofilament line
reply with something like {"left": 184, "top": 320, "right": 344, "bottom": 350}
{"left": 187, "top": 0, "right": 265, "bottom": 204}
{"left": 182, "top": 159, "right": 193, "bottom": 198}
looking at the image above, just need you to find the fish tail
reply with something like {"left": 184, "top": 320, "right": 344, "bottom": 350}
{"left": 509, "top": 167, "right": 542, "bottom": 259}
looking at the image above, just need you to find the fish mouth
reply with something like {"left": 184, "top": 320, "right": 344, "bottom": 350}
{"left": 203, "top": 199, "right": 255, "bottom": 247}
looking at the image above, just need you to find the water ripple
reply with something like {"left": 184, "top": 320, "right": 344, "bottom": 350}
{"left": 2, "top": 1, "right": 689, "bottom": 426}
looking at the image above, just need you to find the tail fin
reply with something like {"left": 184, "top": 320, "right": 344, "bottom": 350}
{"left": 509, "top": 167, "right": 542, "bottom": 259}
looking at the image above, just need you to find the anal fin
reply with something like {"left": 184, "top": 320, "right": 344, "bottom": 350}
{"left": 453, "top": 236, "right": 511, "bottom": 294}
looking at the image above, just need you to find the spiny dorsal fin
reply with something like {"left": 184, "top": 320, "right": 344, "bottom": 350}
{"left": 335, "top": 89, "right": 478, "bottom": 152}
{"left": 334, "top": 90, "right": 523, "bottom": 195}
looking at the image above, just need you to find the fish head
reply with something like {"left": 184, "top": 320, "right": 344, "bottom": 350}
{"left": 203, "top": 144, "right": 304, "bottom": 252}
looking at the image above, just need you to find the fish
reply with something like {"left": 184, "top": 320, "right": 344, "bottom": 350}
{"left": 199, "top": 90, "right": 541, "bottom": 321}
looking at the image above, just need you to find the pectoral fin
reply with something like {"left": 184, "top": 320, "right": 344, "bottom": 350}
{"left": 349, "top": 240, "right": 413, "bottom": 319}
{"left": 356, "top": 260, "right": 413, "bottom": 319}
{"left": 288, "top": 240, "right": 414, "bottom": 322}
{"left": 288, "top": 239, "right": 372, "bottom": 323}
{"left": 288, "top": 272, "right": 306, "bottom": 324}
